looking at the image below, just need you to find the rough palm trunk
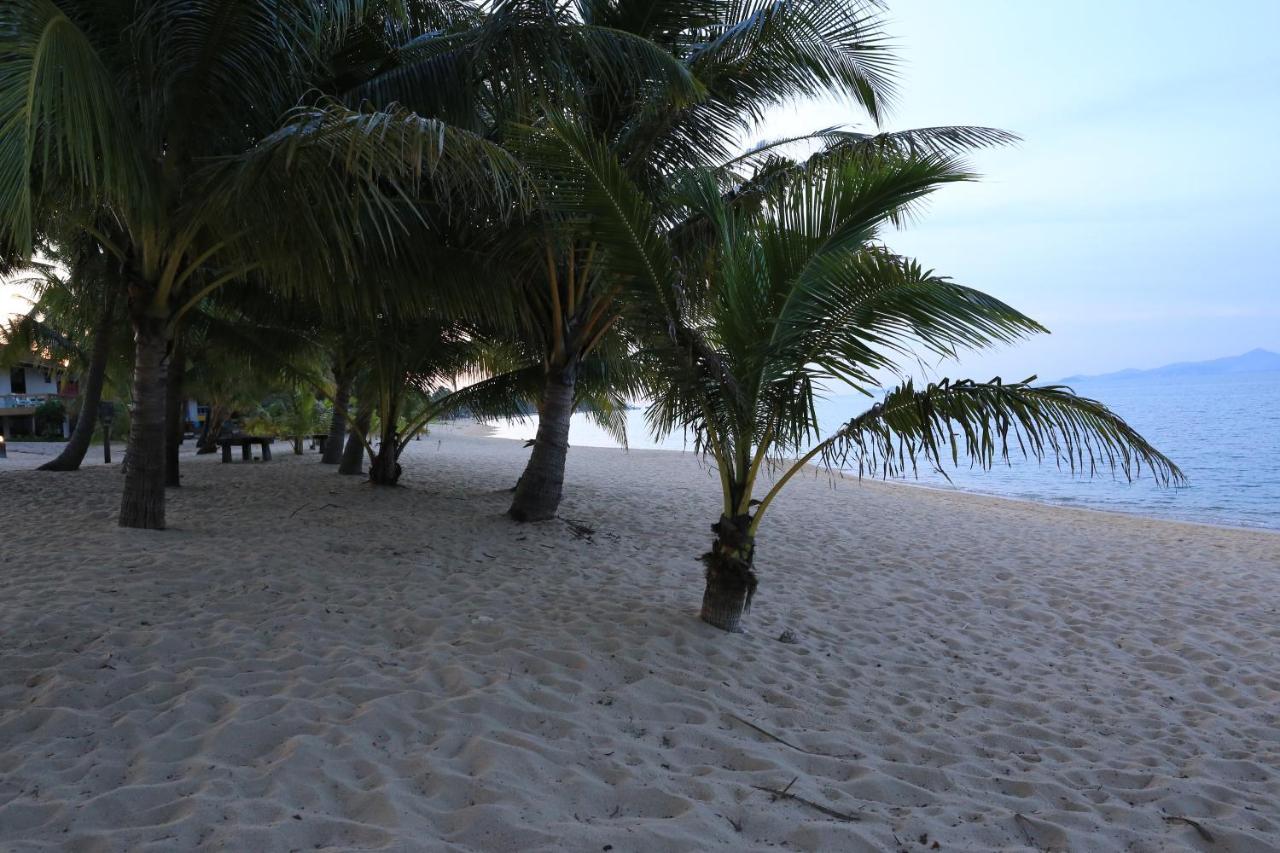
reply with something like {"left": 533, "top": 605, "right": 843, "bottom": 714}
{"left": 38, "top": 289, "right": 116, "bottom": 472}
{"left": 369, "top": 409, "right": 401, "bottom": 486}
{"left": 369, "top": 443, "right": 401, "bottom": 484}
{"left": 508, "top": 365, "right": 576, "bottom": 521}
{"left": 196, "top": 404, "right": 223, "bottom": 454}
{"left": 164, "top": 338, "right": 185, "bottom": 487}
{"left": 699, "top": 514, "right": 759, "bottom": 633}
{"left": 321, "top": 368, "right": 351, "bottom": 464}
{"left": 118, "top": 315, "right": 170, "bottom": 529}
{"left": 339, "top": 401, "right": 372, "bottom": 476}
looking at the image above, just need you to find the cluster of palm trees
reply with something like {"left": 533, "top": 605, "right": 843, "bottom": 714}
{"left": 1, "top": 0, "right": 1180, "bottom": 631}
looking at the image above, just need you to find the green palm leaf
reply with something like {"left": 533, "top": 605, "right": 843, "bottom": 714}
{"left": 513, "top": 112, "right": 678, "bottom": 315}
{"left": 821, "top": 378, "right": 1185, "bottom": 486}
{"left": 197, "top": 99, "right": 529, "bottom": 284}
{"left": 0, "top": 0, "right": 146, "bottom": 254}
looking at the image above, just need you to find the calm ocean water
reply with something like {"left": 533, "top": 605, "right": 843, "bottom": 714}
{"left": 488, "top": 371, "right": 1280, "bottom": 531}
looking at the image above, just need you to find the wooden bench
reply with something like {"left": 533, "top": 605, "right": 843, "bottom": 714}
{"left": 218, "top": 436, "right": 275, "bottom": 462}
{"left": 307, "top": 433, "right": 330, "bottom": 452}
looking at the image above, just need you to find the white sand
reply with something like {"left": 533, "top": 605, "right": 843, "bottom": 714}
{"left": 0, "top": 440, "right": 118, "bottom": 470}
{"left": 1, "top": 431, "right": 1278, "bottom": 851}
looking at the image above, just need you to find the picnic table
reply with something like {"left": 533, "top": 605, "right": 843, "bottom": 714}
{"left": 218, "top": 435, "right": 275, "bottom": 463}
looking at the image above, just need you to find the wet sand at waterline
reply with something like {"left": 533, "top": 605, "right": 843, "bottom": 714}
{"left": 1, "top": 430, "right": 1278, "bottom": 851}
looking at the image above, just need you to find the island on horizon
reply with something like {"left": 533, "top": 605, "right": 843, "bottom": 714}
{"left": 1059, "top": 347, "right": 1280, "bottom": 383}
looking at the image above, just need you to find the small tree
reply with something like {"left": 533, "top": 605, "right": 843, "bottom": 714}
{"left": 528, "top": 119, "right": 1183, "bottom": 632}
{"left": 271, "top": 389, "right": 324, "bottom": 455}
{"left": 34, "top": 397, "right": 66, "bottom": 437}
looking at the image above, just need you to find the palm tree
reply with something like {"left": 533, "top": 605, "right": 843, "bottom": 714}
{"left": 0, "top": 0, "right": 523, "bottom": 528}
{"left": 342, "top": 310, "right": 545, "bottom": 486}
{"left": 321, "top": 348, "right": 358, "bottom": 465}
{"left": 523, "top": 119, "right": 1183, "bottom": 632}
{"left": 332, "top": 0, "right": 912, "bottom": 521}
{"left": 0, "top": 231, "right": 131, "bottom": 470}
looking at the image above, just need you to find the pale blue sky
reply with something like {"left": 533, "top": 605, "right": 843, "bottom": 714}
{"left": 760, "top": 0, "right": 1280, "bottom": 380}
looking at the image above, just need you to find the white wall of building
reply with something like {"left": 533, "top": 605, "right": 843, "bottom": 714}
{"left": 0, "top": 364, "right": 59, "bottom": 396}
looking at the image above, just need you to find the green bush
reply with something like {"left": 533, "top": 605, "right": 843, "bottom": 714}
{"left": 34, "top": 398, "right": 66, "bottom": 437}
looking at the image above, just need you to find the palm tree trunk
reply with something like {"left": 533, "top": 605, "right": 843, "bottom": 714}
{"left": 369, "top": 411, "right": 401, "bottom": 485}
{"left": 508, "top": 365, "right": 577, "bottom": 522}
{"left": 321, "top": 367, "right": 351, "bottom": 464}
{"left": 339, "top": 400, "right": 372, "bottom": 476}
{"left": 196, "top": 404, "right": 222, "bottom": 454}
{"left": 118, "top": 315, "right": 170, "bottom": 529}
{"left": 699, "top": 514, "right": 759, "bottom": 633}
{"left": 164, "top": 338, "right": 185, "bottom": 488}
{"left": 38, "top": 289, "right": 116, "bottom": 472}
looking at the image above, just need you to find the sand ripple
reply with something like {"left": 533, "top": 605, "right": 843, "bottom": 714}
{"left": 2, "top": 433, "right": 1278, "bottom": 850}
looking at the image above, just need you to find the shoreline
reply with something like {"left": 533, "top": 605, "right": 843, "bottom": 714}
{"left": 430, "top": 423, "right": 1280, "bottom": 538}
{"left": 5, "top": 426, "right": 1276, "bottom": 537}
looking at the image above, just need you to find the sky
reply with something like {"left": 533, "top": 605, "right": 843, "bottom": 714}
{"left": 756, "top": 0, "right": 1280, "bottom": 380}
{"left": 3, "top": 1, "right": 1277, "bottom": 381}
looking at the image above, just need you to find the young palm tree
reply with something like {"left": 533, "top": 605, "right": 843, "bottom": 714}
{"left": 0, "top": 0, "right": 523, "bottom": 528}
{"left": 341, "top": 311, "right": 568, "bottom": 487}
{"left": 524, "top": 119, "right": 1183, "bottom": 632}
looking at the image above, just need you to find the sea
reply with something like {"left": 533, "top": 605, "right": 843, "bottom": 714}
{"left": 487, "top": 370, "right": 1280, "bottom": 532}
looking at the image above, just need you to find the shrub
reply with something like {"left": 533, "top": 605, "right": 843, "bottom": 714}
{"left": 34, "top": 399, "right": 66, "bottom": 437}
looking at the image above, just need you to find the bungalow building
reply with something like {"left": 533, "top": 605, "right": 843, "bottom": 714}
{"left": 0, "top": 360, "right": 74, "bottom": 438}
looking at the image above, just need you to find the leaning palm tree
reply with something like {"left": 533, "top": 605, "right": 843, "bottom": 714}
{"left": 0, "top": 231, "right": 131, "bottom": 470}
{"left": 525, "top": 119, "right": 1183, "bottom": 632}
{"left": 0, "top": 0, "right": 524, "bottom": 528}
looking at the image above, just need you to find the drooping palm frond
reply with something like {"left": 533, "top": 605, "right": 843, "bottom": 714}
{"left": 137, "top": 0, "right": 347, "bottom": 141}
{"left": 726, "top": 125, "right": 1020, "bottom": 176}
{"left": 820, "top": 378, "right": 1185, "bottom": 486}
{"left": 613, "top": 0, "right": 900, "bottom": 181}
{"left": 572, "top": 23, "right": 707, "bottom": 107}
{"left": 344, "top": 0, "right": 707, "bottom": 137}
{"left": 571, "top": 337, "right": 644, "bottom": 447}
{"left": 196, "top": 99, "right": 529, "bottom": 285}
{"left": 512, "top": 113, "right": 677, "bottom": 316}
{"left": 685, "top": 0, "right": 897, "bottom": 122}
{"left": 765, "top": 249, "right": 1047, "bottom": 389}
{"left": 398, "top": 363, "right": 544, "bottom": 449}
{"left": 0, "top": 308, "right": 81, "bottom": 366}
{"left": 0, "top": 0, "right": 147, "bottom": 255}
{"left": 338, "top": 29, "right": 481, "bottom": 122}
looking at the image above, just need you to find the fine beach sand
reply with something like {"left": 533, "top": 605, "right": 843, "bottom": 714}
{"left": 1, "top": 430, "right": 1278, "bottom": 851}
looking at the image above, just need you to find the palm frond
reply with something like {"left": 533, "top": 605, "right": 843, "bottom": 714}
{"left": 572, "top": 23, "right": 707, "bottom": 108}
{"left": 197, "top": 99, "right": 529, "bottom": 285}
{"left": 767, "top": 249, "right": 1047, "bottom": 387}
{"left": 821, "top": 378, "right": 1185, "bottom": 486}
{"left": 513, "top": 112, "right": 678, "bottom": 315}
{"left": 0, "top": 0, "right": 146, "bottom": 255}
{"left": 423, "top": 364, "right": 543, "bottom": 424}
{"left": 687, "top": 0, "right": 898, "bottom": 122}
{"left": 137, "top": 0, "right": 326, "bottom": 135}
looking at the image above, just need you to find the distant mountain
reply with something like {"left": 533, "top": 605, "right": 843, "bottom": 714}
{"left": 1060, "top": 348, "right": 1280, "bottom": 383}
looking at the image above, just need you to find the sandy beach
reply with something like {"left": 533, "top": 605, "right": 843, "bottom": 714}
{"left": 1, "top": 430, "right": 1277, "bottom": 851}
